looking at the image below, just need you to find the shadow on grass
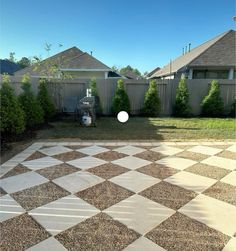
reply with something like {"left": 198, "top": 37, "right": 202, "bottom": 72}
{"left": 36, "top": 117, "right": 164, "bottom": 141}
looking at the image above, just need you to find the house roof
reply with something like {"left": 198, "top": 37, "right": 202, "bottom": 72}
{"left": 14, "top": 46, "right": 111, "bottom": 76}
{"left": 0, "top": 60, "right": 20, "bottom": 75}
{"left": 150, "top": 30, "right": 235, "bottom": 78}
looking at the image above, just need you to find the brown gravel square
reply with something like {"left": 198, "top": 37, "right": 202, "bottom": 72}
{"left": 176, "top": 151, "right": 209, "bottom": 161}
{"left": 0, "top": 213, "right": 50, "bottom": 251}
{"left": 94, "top": 151, "right": 127, "bottom": 161}
{"left": 0, "top": 164, "right": 31, "bottom": 179}
{"left": 25, "top": 151, "right": 47, "bottom": 161}
{"left": 185, "top": 163, "right": 230, "bottom": 180}
{"left": 137, "top": 163, "right": 179, "bottom": 179}
{"left": 53, "top": 151, "right": 87, "bottom": 161}
{"left": 88, "top": 163, "right": 129, "bottom": 179}
{"left": 36, "top": 163, "right": 79, "bottom": 180}
{"left": 145, "top": 212, "right": 230, "bottom": 251}
{"left": 11, "top": 182, "right": 70, "bottom": 211}
{"left": 76, "top": 181, "right": 134, "bottom": 210}
{"left": 134, "top": 150, "right": 166, "bottom": 162}
{"left": 139, "top": 181, "right": 197, "bottom": 210}
{"left": 217, "top": 150, "right": 236, "bottom": 160}
{"left": 0, "top": 187, "right": 7, "bottom": 197}
{"left": 55, "top": 212, "right": 140, "bottom": 251}
{"left": 203, "top": 181, "right": 236, "bottom": 206}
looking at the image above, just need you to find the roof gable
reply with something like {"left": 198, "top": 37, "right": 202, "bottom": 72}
{"left": 150, "top": 30, "right": 234, "bottom": 78}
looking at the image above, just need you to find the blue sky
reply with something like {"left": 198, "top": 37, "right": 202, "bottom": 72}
{"left": 0, "top": 0, "right": 235, "bottom": 73}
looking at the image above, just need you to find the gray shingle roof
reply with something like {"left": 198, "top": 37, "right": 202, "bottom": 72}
{"left": 150, "top": 30, "right": 235, "bottom": 78}
{"left": 14, "top": 46, "right": 111, "bottom": 76}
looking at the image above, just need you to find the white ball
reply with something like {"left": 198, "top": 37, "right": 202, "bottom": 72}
{"left": 117, "top": 111, "right": 129, "bottom": 123}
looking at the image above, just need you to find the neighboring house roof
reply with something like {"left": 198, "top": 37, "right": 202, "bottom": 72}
{"left": 150, "top": 30, "right": 235, "bottom": 78}
{"left": 145, "top": 67, "right": 160, "bottom": 78}
{"left": 122, "top": 70, "right": 141, "bottom": 79}
{"left": 0, "top": 60, "right": 20, "bottom": 75}
{"left": 14, "top": 46, "right": 111, "bottom": 76}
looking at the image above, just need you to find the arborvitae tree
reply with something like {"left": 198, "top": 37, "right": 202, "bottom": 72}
{"left": 201, "top": 80, "right": 224, "bottom": 117}
{"left": 89, "top": 78, "right": 103, "bottom": 116}
{"left": 143, "top": 80, "right": 161, "bottom": 116}
{"left": 111, "top": 79, "right": 130, "bottom": 115}
{"left": 37, "top": 79, "right": 56, "bottom": 121}
{"left": 173, "top": 77, "right": 191, "bottom": 117}
{"left": 0, "top": 74, "right": 25, "bottom": 134}
{"left": 18, "top": 75, "right": 44, "bottom": 128}
{"left": 230, "top": 96, "right": 236, "bottom": 117}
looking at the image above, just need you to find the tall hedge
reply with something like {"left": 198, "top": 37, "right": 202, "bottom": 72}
{"left": 18, "top": 75, "right": 44, "bottom": 128}
{"left": 143, "top": 80, "right": 161, "bottom": 116}
{"left": 37, "top": 79, "right": 56, "bottom": 121}
{"left": 173, "top": 77, "right": 191, "bottom": 117}
{"left": 111, "top": 79, "right": 130, "bottom": 115}
{"left": 201, "top": 80, "right": 224, "bottom": 117}
{"left": 89, "top": 78, "right": 103, "bottom": 116}
{"left": 0, "top": 74, "right": 25, "bottom": 135}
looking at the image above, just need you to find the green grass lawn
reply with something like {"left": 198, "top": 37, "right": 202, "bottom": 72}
{"left": 36, "top": 117, "right": 236, "bottom": 141}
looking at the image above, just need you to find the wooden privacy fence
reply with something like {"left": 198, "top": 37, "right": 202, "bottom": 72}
{"left": 1, "top": 76, "right": 235, "bottom": 116}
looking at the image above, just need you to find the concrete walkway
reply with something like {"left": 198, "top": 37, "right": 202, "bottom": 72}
{"left": 0, "top": 141, "right": 236, "bottom": 251}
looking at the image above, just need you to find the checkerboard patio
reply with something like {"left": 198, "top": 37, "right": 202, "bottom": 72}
{"left": 1, "top": 141, "right": 236, "bottom": 251}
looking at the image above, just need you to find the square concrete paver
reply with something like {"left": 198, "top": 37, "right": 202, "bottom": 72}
{"left": 179, "top": 194, "right": 236, "bottom": 236}
{"left": 29, "top": 195, "right": 99, "bottom": 235}
{"left": 77, "top": 145, "right": 110, "bottom": 155}
{"left": 26, "top": 237, "right": 67, "bottom": 251}
{"left": 113, "top": 145, "right": 146, "bottom": 155}
{"left": 67, "top": 156, "right": 107, "bottom": 170}
{"left": 202, "top": 156, "right": 236, "bottom": 171}
{"left": 164, "top": 171, "right": 217, "bottom": 193}
{"left": 151, "top": 145, "right": 183, "bottom": 156}
{"left": 0, "top": 194, "right": 25, "bottom": 222}
{"left": 220, "top": 171, "right": 236, "bottom": 186}
{"left": 156, "top": 157, "right": 197, "bottom": 170}
{"left": 53, "top": 171, "right": 104, "bottom": 193}
{"left": 22, "top": 156, "right": 63, "bottom": 170}
{"left": 123, "top": 236, "right": 166, "bottom": 251}
{"left": 187, "top": 145, "right": 222, "bottom": 156}
{"left": 110, "top": 171, "right": 160, "bottom": 193}
{"left": 104, "top": 194, "right": 175, "bottom": 235}
{"left": 226, "top": 145, "right": 236, "bottom": 153}
{"left": 0, "top": 171, "right": 48, "bottom": 194}
{"left": 112, "top": 156, "right": 151, "bottom": 170}
{"left": 1, "top": 141, "right": 236, "bottom": 250}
